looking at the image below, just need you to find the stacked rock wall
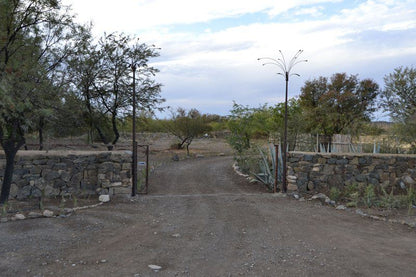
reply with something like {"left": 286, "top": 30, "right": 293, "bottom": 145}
{"left": 0, "top": 151, "right": 132, "bottom": 200}
{"left": 288, "top": 152, "right": 416, "bottom": 192}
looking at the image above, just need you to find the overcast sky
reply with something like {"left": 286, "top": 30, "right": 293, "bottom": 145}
{"left": 62, "top": 0, "right": 416, "bottom": 120}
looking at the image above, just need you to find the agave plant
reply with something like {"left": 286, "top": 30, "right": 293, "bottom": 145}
{"left": 254, "top": 144, "right": 283, "bottom": 190}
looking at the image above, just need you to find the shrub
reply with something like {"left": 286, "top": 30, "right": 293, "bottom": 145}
{"left": 329, "top": 187, "right": 341, "bottom": 202}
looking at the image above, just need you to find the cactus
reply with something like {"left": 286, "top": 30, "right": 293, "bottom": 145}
{"left": 254, "top": 144, "right": 283, "bottom": 190}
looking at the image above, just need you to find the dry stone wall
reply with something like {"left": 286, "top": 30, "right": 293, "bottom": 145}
{"left": 0, "top": 151, "right": 132, "bottom": 200}
{"left": 288, "top": 152, "right": 416, "bottom": 192}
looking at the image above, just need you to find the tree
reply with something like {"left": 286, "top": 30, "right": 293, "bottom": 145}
{"left": 266, "top": 98, "right": 304, "bottom": 150}
{"left": 66, "top": 32, "right": 164, "bottom": 149}
{"left": 48, "top": 91, "right": 89, "bottom": 138}
{"left": 0, "top": 0, "right": 81, "bottom": 204}
{"left": 299, "top": 73, "right": 379, "bottom": 141}
{"left": 227, "top": 100, "right": 304, "bottom": 153}
{"left": 165, "top": 108, "right": 212, "bottom": 156}
{"left": 381, "top": 66, "right": 416, "bottom": 149}
{"left": 227, "top": 103, "right": 258, "bottom": 155}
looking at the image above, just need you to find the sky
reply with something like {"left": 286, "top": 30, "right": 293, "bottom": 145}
{"left": 62, "top": 0, "right": 416, "bottom": 120}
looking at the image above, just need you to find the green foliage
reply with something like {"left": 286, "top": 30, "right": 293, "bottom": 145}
{"left": 406, "top": 185, "right": 416, "bottom": 214}
{"left": 363, "top": 185, "right": 377, "bottom": 208}
{"left": 227, "top": 100, "right": 302, "bottom": 188}
{"left": 227, "top": 103, "right": 257, "bottom": 154}
{"left": 381, "top": 66, "right": 416, "bottom": 122}
{"left": 227, "top": 99, "right": 303, "bottom": 155}
{"left": 379, "top": 188, "right": 403, "bottom": 209}
{"left": 253, "top": 145, "right": 282, "bottom": 190}
{"left": 343, "top": 183, "right": 361, "bottom": 207}
{"left": 1, "top": 203, "right": 7, "bottom": 217}
{"left": 334, "top": 182, "right": 416, "bottom": 213}
{"left": 50, "top": 92, "right": 89, "bottom": 137}
{"left": 72, "top": 195, "right": 78, "bottom": 207}
{"left": 0, "top": 0, "right": 83, "bottom": 203}
{"left": 329, "top": 187, "right": 341, "bottom": 202}
{"left": 299, "top": 73, "right": 379, "bottom": 137}
{"left": 165, "top": 108, "right": 212, "bottom": 155}
{"left": 380, "top": 66, "right": 416, "bottom": 151}
{"left": 66, "top": 32, "right": 164, "bottom": 147}
{"left": 360, "top": 122, "right": 385, "bottom": 136}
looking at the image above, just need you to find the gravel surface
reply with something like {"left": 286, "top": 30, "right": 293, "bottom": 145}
{"left": 1, "top": 156, "right": 416, "bottom": 276}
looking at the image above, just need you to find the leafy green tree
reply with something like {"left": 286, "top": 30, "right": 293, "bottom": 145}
{"left": 266, "top": 98, "right": 304, "bottom": 150}
{"left": 381, "top": 66, "right": 416, "bottom": 150}
{"left": 49, "top": 91, "right": 89, "bottom": 138}
{"left": 227, "top": 100, "right": 303, "bottom": 153}
{"left": 299, "top": 73, "right": 379, "bottom": 140}
{"left": 66, "top": 32, "right": 164, "bottom": 149}
{"left": 227, "top": 103, "right": 258, "bottom": 154}
{"left": 165, "top": 108, "right": 212, "bottom": 155}
{"left": 0, "top": 0, "right": 81, "bottom": 203}
{"left": 65, "top": 29, "right": 108, "bottom": 144}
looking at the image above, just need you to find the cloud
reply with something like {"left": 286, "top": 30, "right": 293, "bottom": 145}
{"left": 63, "top": 0, "right": 342, "bottom": 33}
{"left": 63, "top": 0, "right": 416, "bottom": 118}
{"left": 294, "top": 6, "right": 324, "bottom": 17}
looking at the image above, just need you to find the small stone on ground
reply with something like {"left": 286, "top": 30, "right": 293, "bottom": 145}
{"left": 148, "top": 264, "right": 162, "bottom": 271}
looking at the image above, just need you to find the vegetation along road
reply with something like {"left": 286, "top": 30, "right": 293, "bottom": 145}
{"left": 1, "top": 156, "right": 416, "bottom": 276}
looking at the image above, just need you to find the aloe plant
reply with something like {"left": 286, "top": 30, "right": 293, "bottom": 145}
{"left": 254, "top": 144, "right": 283, "bottom": 190}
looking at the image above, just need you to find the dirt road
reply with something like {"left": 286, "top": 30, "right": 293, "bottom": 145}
{"left": 1, "top": 156, "right": 416, "bottom": 276}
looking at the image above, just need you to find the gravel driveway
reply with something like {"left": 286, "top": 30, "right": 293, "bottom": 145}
{"left": 1, "top": 156, "right": 416, "bottom": 276}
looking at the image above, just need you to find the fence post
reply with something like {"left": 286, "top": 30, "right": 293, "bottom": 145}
{"left": 145, "top": 145, "right": 149, "bottom": 194}
{"left": 132, "top": 141, "right": 137, "bottom": 196}
{"left": 274, "top": 144, "right": 279, "bottom": 193}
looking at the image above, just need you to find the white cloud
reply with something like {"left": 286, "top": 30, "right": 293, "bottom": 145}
{"left": 62, "top": 0, "right": 416, "bottom": 116}
{"left": 63, "top": 0, "right": 341, "bottom": 33}
{"left": 294, "top": 6, "right": 324, "bottom": 17}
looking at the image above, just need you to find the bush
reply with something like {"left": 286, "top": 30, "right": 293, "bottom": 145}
{"left": 329, "top": 187, "right": 341, "bottom": 202}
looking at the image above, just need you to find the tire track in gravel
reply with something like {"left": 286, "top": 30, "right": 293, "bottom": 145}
{"left": 1, "top": 156, "right": 416, "bottom": 276}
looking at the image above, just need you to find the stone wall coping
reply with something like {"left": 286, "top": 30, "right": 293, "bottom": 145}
{"left": 0, "top": 150, "right": 131, "bottom": 157}
{"left": 290, "top": 151, "right": 416, "bottom": 158}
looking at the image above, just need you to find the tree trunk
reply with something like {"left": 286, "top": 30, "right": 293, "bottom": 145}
{"left": 94, "top": 125, "right": 109, "bottom": 145}
{"left": 0, "top": 121, "right": 26, "bottom": 204}
{"left": 111, "top": 112, "right": 119, "bottom": 147}
{"left": 0, "top": 136, "right": 25, "bottom": 204}
{"left": 84, "top": 95, "right": 109, "bottom": 146}
{"left": 178, "top": 137, "right": 189, "bottom": 149}
{"left": 0, "top": 146, "right": 18, "bottom": 204}
{"left": 38, "top": 116, "right": 44, "bottom": 150}
{"left": 186, "top": 143, "right": 190, "bottom": 156}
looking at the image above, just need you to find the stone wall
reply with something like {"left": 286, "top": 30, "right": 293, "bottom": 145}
{"left": 288, "top": 152, "right": 416, "bottom": 192}
{"left": 0, "top": 151, "right": 132, "bottom": 200}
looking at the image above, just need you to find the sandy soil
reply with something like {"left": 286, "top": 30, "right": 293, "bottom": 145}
{"left": 1, "top": 154, "right": 416, "bottom": 277}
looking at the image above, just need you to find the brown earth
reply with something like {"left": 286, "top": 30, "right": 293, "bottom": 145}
{"left": 1, "top": 152, "right": 416, "bottom": 276}
{"left": 1, "top": 138, "right": 416, "bottom": 276}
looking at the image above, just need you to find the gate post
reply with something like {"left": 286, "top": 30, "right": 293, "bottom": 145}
{"left": 132, "top": 141, "right": 138, "bottom": 196}
{"left": 145, "top": 145, "right": 149, "bottom": 194}
{"left": 274, "top": 144, "right": 279, "bottom": 193}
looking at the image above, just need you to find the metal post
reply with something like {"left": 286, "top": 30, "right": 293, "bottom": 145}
{"left": 145, "top": 145, "right": 149, "bottom": 194}
{"left": 131, "top": 64, "right": 137, "bottom": 196}
{"left": 274, "top": 144, "right": 279, "bottom": 193}
{"left": 282, "top": 72, "right": 289, "bottom": 193}
{"left": 258, "top": 50, "right": 307, "bottom": 194}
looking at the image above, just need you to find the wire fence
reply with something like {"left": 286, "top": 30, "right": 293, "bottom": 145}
{"left": 273, "top": 133, "right": 415, "bottom": 154}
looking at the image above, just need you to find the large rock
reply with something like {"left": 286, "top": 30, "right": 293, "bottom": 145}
{"left": 402, "top": 175, "right": 416, "bottom": 187}
{"left": 287, "top": 183, "right": 298, "bottom": 191}
{"left": 43, "top": 210, "right": 54, "bottom": 217}
{"left": 13, "top": 213, "right": 26, "bottom": 220}
{"left": 99, "top": 194, "right": 110, "bottom": 203}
